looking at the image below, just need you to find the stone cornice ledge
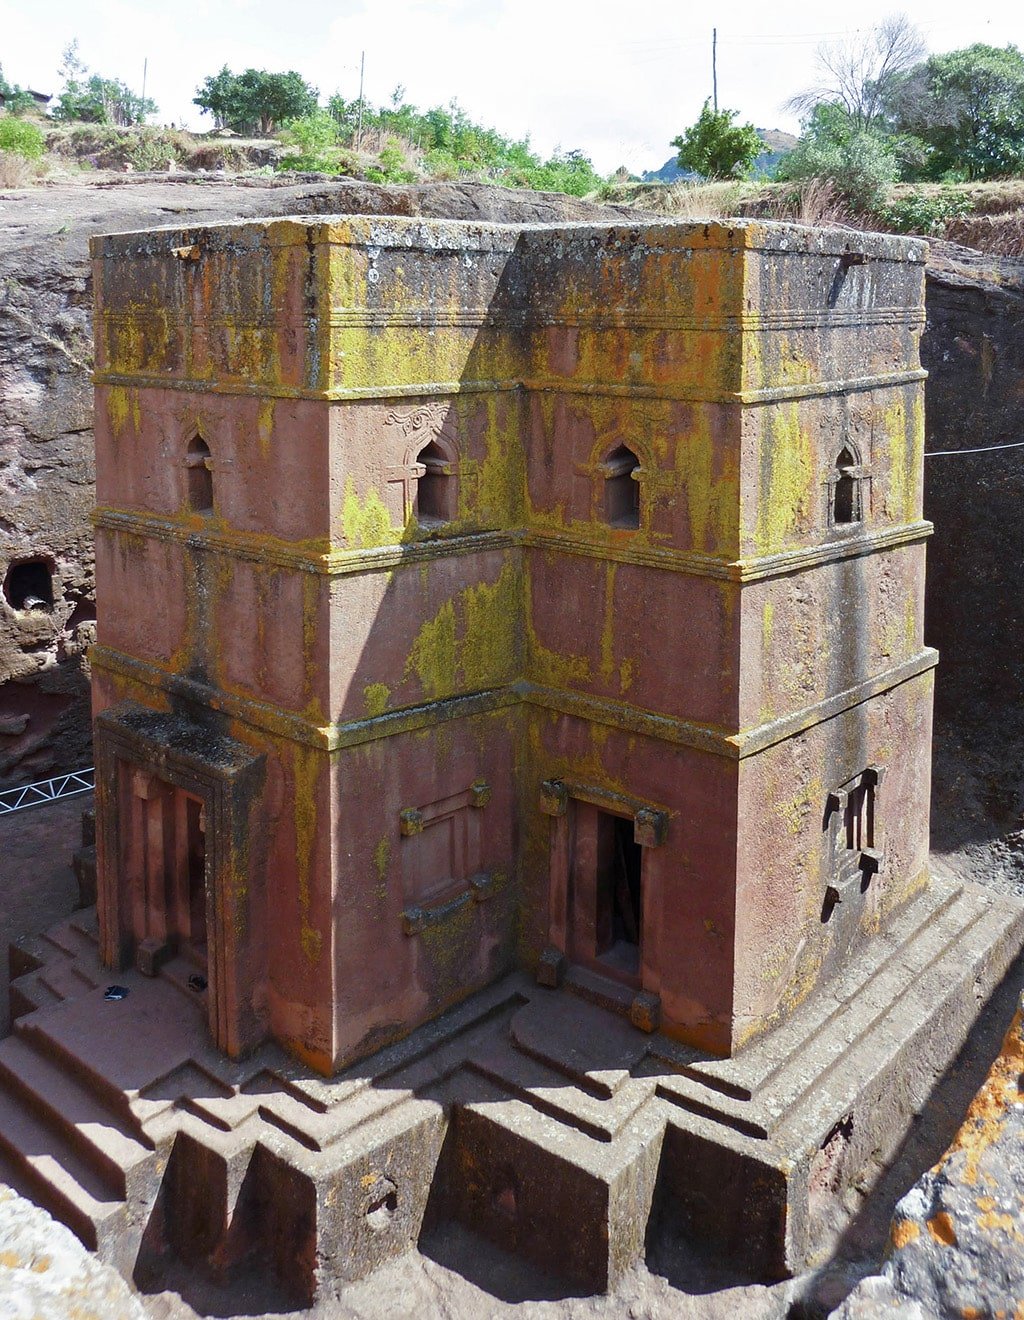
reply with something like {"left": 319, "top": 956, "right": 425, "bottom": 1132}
{"left": 91, "top": 646, "right": 938, "bottom": 760}
{"left": 93, "top": 507, "right": 931, "bottom": 584}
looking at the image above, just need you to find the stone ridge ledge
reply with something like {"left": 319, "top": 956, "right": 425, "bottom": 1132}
{"left": 89, "top": 212, "right": 929, "bottom": 263}
{"left": 94, "top": 307, "right": 926, "bottom": 333}
{"left": 90, "top": 645, "right": 938, "bottom": 761}
{"left": 90, "top": 371, "right": 522, "bottom": 401}
{"left": 735, "top": 648, "right": 938, "bottom": 758}
{"left": 90, "top": 368, "right": 927, "bottom": 407}
{"left": 527, "top": 520, "right": 932, "bottom": 582}
{"left": 93, "top": 506, "right": 931, "bottom": 585}
{"left": 92, "top": 507, "right": 515, "bottom": 577}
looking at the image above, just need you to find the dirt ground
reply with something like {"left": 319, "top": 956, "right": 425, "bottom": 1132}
{"left": 0, "top": 791, "right": 86, "bottom": 1030}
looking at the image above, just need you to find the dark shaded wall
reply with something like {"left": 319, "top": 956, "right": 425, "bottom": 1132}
{"left": 921, "top": 255, "right": 1024, "bottom": 853}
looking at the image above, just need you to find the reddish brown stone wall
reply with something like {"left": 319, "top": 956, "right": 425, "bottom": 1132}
{"left": 90, "top": 216, "right": 932, "bottom": 1070}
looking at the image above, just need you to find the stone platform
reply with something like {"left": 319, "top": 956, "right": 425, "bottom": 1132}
{"left": 1, "top": 874, "right": 1022, "bottom": 1306}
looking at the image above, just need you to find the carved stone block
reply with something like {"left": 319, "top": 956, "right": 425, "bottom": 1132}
{"left": 634, "top": 807, "right": 668, "bottom": 848}
{"left": 539, "top": 780, "right": 568, "bottom": 817}
{"left": 536, "top": 944, "right": 566, "bottom": 988}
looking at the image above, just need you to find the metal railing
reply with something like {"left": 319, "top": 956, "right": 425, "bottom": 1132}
{"left": 0, "top": 768, "right": 95, "bottom": 816}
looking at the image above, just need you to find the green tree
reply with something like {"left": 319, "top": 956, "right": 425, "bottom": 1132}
{"left": 883, "top": 44, "right": 1024, "bottom": 179}
{"left": 672, "top": 102, "right": 762, "bottom": 179}
{"left": 53, "top": 42, "right": 154, "bottom": 125}
{"left": 776, "top": 104, "right": 899, "bottom": 211}
{"left": 0, "top": 66, "right": 37, "bottom": 116}
{"left": 194, "top": 67, "right": 318, "bottom": 136}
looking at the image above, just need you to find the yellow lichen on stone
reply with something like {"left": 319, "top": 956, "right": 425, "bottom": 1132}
{"left": 891, "top": 1218, "right": 921, "bottom": 1249}
{"left": 341, "top": 477, "right": 395, "bottom": 549}
{"left": 292, "top": 743, "right": 323, "bottom": 965}
{"left": 927, "top": 1211, "right": 958, "bottom": 1246}
{"left": 363, "top": 683, "right": 391, "bottom": 718}
{"left": 373, "top": 836, "right": 390, "bottom": 900}
{"left": 944, "top": 1003, "right": 1024, "bottom": 1185}
{"left": 754, "top": 403, "right": 814, "bottom": 555}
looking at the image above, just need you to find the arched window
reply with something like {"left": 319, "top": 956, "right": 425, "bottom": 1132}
{"left": 185, "top": 436, "right": 213, "bottom": 514}
{"left": 414, "top": 440, "right": 457, "bottom": 524}
{"left": 601, "top": 444, "right": 640, "bottom": 529}
{"left": 830, "top": 446, "right": 863, "bottom": 527}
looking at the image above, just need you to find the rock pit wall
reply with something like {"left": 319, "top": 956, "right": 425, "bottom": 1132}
{"left": 921, "top": 244, "right": 1024, "bottom": 867}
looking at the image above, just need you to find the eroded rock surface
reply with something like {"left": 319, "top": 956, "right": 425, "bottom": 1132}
{"left": 0, "top": 1183, "right": 144, "bottom": 1319}
{"left": 833, "top": 993, "right": 1024, "bottom": 1318}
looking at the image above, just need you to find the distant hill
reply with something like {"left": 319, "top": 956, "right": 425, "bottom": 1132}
{"left": 642, "top": 127, "right": 798, "bottom": 183}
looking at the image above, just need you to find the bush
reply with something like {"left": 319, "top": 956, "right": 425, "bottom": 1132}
{"left": 672, "top": 101, "right": 763, "bottom": 180}
{"left": 276, "top": 111, "right": 349, "bottom": 173}
{"left": 876, "top": 188, "right": 975, "bottom": 235}
{"left": 365, "top": 140, "right": 418, "bottom": 184}
{"left": 0, "top": 117, "right": 44, "bottom": 160}
{"left": 777, "top": 109, "right": 898, "bottom": 213}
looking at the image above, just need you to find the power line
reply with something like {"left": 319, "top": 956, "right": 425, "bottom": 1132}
{"left": 925, "top": 440, "right": 1024, "bottom": 458}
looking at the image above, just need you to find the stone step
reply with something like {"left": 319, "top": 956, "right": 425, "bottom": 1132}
{"left": 681, "top": 877, "right": 964, "bottom": 1098}
{"left": 757, "top": 884, "right": 991, "bottom": 1124}
{"left": 39, "top": 916, "right": 98, "bottom": 960}
{"left": 0, "top": 1088, "right": 126, "bottom": 1254}
{"left": 649, "top": 1071, "right": 770, "bottom": 1140}
{"left": 9, "top": 971, "right": 64, "bottom": 1020}
{"left": 8, "top": 934, "right": 48, "bottom": 981}
{"left": 37, "top": 960, "right": 101, "bottom": 1003}
{"left": 777, "top": 887, "right": 1024, "bottom": 1146}
{"left": 467, "top": 1040, "right": 655, "bottom": 1143}
{"left": 17, "top": 1017, "right": 149, "bottom": 1129}
{"left": 0, "top": 1035, "right": 155, "bottom": 1200}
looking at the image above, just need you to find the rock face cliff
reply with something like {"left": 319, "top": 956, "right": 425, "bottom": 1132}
{"left": 0, "top": 176, "right": 640, "bottom": 785}
{"left": 921, "top": 244, "right": 1024, "bottom": 890}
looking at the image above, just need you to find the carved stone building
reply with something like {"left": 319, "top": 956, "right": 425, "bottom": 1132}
{"left": 89, "top": 216, "right": 935, "bottom": 1068}
{"left": 2, "top": 216, "right": 1019, "bottom": 1302}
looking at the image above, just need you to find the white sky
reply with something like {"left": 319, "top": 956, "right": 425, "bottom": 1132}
{"left": 1, "top": 0, "right": 1022, "bottom": 175}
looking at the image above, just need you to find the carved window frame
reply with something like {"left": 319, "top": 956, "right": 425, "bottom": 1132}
{"left": 825, "top": 441, "right": 870, "bottom": 532}
{"left": 824, "top": 765, "right": 885, "bottom": 913}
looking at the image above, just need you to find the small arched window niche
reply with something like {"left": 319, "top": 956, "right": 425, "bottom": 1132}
{"left": 185, "top": 436, "right": 214, "bottom": 514}
{"left": 827, "top": 445, "right": 867, "bottom": 529}
{"left": 413, "top": 438, "right": 458, "bottom": 525}
{"left": 601, "top": 444, "right": 641, "bottom": 530}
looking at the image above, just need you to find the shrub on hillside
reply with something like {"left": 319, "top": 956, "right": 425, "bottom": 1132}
{"left": 0, "top": 117, "right": 44, "bottom": 160}
{"left": 777, "top": 107, "right": 898, "bottom": 212}
{"left": 0, "top": 152, "right": 32, "bottom": 186}
{"left": 877, "top": 188, "right": 974, "bottom": 235}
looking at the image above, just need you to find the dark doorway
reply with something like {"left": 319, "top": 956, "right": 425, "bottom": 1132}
{"left": 184, "top": 796, "right": 208, "bottom": 971}
{"left": 603, "top": 445, "right": 640, "bottom": 529}
{"left": 595, "top": 810, "right": 642, "bottom": 978}
{"left": 415, "top": 441, "right": 456, "bottom": 523}
{"left": 186, "top": 436, "right": 213, "bottom": 513}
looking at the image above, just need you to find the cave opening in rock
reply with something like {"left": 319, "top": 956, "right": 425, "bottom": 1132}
{"left": 3, "top": 558, "right": 54, "bottom": 611}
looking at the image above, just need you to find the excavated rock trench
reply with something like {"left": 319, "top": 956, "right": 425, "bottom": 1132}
{"left": 1, "top": 177, "right": 1023, "bottom": 1317}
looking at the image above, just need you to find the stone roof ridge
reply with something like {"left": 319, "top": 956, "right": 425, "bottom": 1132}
{"left": 91, "top": 212, "right": 928, "bottom": 263}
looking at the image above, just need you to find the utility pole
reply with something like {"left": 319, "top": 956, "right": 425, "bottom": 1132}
{"left": 712, "top": 28, "right": 718, "bottom": 112}
{"left": 141, "top": 57, "right": 148, "bottom": 116}
{"left": 356, "top": 51, "right": 365, "bottom": 151}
